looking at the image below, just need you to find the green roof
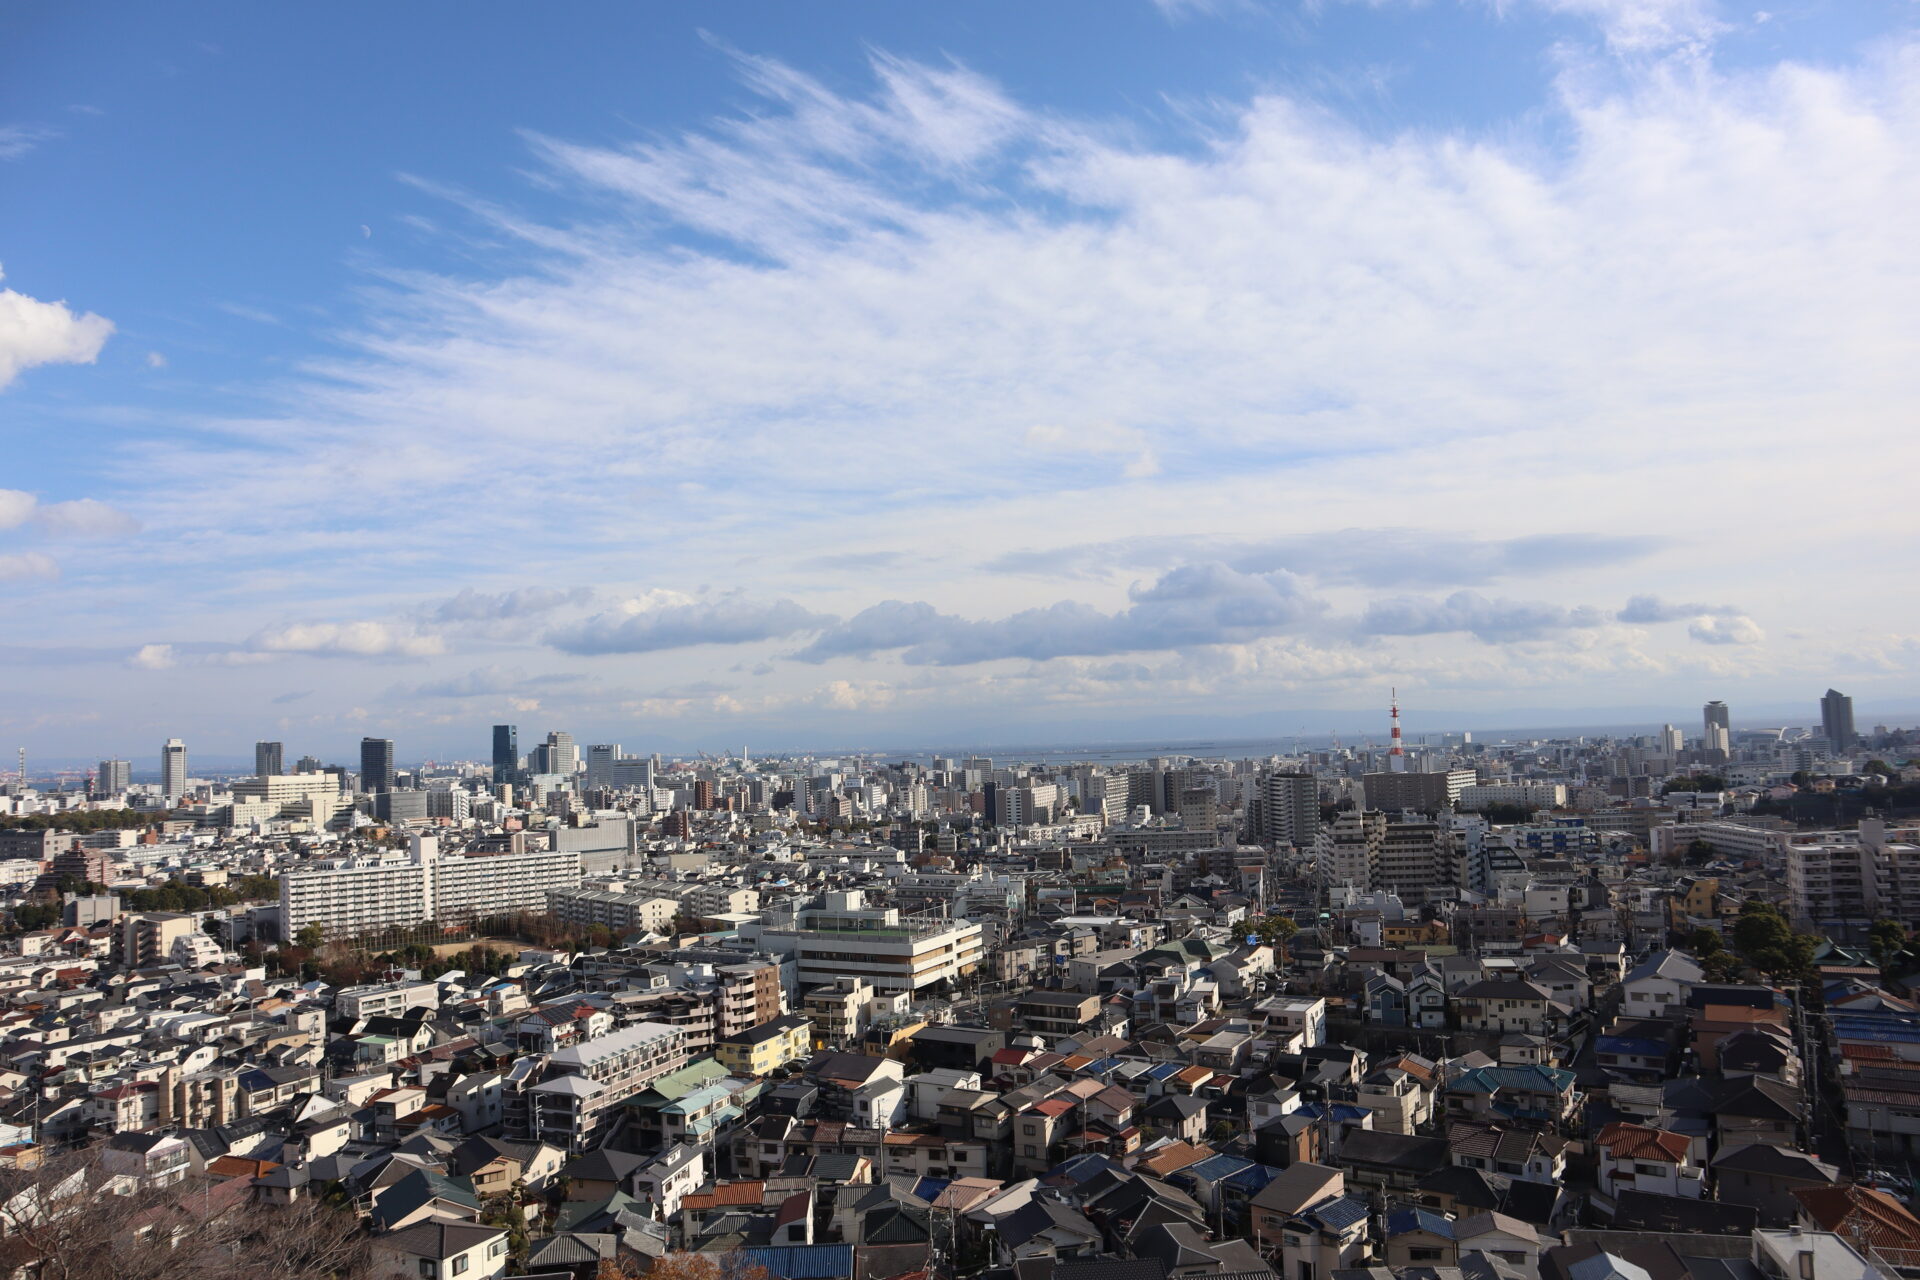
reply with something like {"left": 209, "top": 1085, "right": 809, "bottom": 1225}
{"left": 625, "top": 1055, "right": 728, "bottom": 1111}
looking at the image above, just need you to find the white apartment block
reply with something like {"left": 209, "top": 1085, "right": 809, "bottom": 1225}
{"left": 280, "top": 854, "right": 432, "bottom": 939}
{"left": 1317, "top": 810, "right": 1385, "bottom": 893}
{"left": 1650, "top": 819, "right": 1789, "bottom": 866}
{"left": 1787, "top": 820, "right": 1920, "bottom": 931}
{"left": 548, "top": 887, "right": 682, "bottom": 935}
{"left": 280, "top": 836, "right": 582, "bottom": 940}
{"left": 521, "top": 1021, "right": 687, "bottom": 1152}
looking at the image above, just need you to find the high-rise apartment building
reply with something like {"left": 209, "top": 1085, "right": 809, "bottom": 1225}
{"left": 254, "top": 741, "right": 284, "bottom": 778}
{"left": 1821, "top": 689, "right": 1857, "bottom": 753}
{"left": 1249, "top": 771, "right": 1320, "bottom": 848}
{"left": 1659, "top": 724, "right": 1685, "bottom": 755}
{"left": 161, "top": 738, "right": 188, "bottom": 800}
{"left": 543, "top": 731, "right": 579, "bottom": 777}
{"left": 1317, "top": 809, "right": 1386, "bottom": 892}
{"left": 492, "top": 724, "right": 519, "bottom": 783}
{"left": 360, "top": 737, "right": 396, "bottom": 793}
{"left": 95, "top": 759, "right": 131, "bottom": 796}
{"left": 1375, "top": 819, "right": 1456, "bottom": 905}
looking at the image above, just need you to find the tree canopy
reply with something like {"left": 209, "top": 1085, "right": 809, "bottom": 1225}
{"left": 1729, "top": 901, "right": 1816, "bottom": 978}
{"left": 0, "top": 808, "right": 153, "bottom": 832}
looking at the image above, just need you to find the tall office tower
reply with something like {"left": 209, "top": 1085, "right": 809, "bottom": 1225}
{"left": 161, "top": 738, "right": 188, "bottom": 800}
{"left": 360, "top": 737, "right": 396, "bottom": 793}
{"left": 295, "top": 754, "right": 323, "bottom": 774}
{"left": 587, "top": 744, "right": 622, "bottom": 789}
{"left": 1702, "top": 700, "right": 1731, "bottom": 758}
{"left": 1821, "top": 689, "right": 1857, "bottom": 753}
{"left": 492, "top": 724, "right": 519, "bottom": 783}
{"left": 545, "top": 731, "right": 579, "bottom": 776}
{"left": 1660, "top": 724, "right": 1685, "bottom": 755}
{"left": 255, "top": 741, "right": 284, "bottom": 778}
{"left": 96, "top": 759, "right": 131, "bottom": 795}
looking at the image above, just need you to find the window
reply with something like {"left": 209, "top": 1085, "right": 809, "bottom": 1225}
{"left": 418, "top": 1264, "right": 437, "bottom": 1279}
{"left": 452, "top": 1258, "right": 469, "bottom": 1276}
{"left": 490, "top": 1241, "right": 507, "bottom": 1258}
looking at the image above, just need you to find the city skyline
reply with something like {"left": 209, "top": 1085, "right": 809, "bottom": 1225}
{"left": 6, "top": 1, "right": 1920, "bottom": 752}
{"left": 16, "top": 684, "right": 1895, "bottom": 779}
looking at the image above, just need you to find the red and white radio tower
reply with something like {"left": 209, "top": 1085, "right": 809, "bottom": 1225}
{"left": 1388, "top": 687, "right": 1407, "bottom": 772}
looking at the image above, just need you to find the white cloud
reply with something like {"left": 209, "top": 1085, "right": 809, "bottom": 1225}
{"left": 145, "top": 351, "right": 166, "bottom": 369}
{"left": 0, "top": 490, "right": 34, "bottom": 531}
{"left": 1025, "top": 422, "right": 1161, "bottom": 479}
{"left": 33, "top": 498, "right": 140, "bottom": 539}
{"left": 0, "top": 125, "right": 58, "bottom": 161}
{"left": 128, "top": 643, "right": 176, "bottom": 670}
{"left": 0, "top": 267, "right": 112, "bottom": 389}
{"left": 0, "top": 551, "right": 57, "bottom": 582}
{"left": 1689, "top": 614, "right": 1765, "bottom": 645}
{"left": 249, "top": 620, "right": 445, "bottom": 658}
{"left": 1497, "top": 0, "right": 1724, "bottom": 52}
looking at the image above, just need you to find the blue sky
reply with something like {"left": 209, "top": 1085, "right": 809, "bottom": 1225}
{"left": 4, "top": 0, "right": 1920, "bottom": 764}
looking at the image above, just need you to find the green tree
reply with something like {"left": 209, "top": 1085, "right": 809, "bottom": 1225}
{"left": 1870, "top": 918, "right": 1909, "bottom": 966}
{"left": 295, "top": 923, "right": 325, "bottom": 951}
{"left": 1730, "top": 901, "right": 1815, "bottom": 978}
{"left": 1250, "top": 915, "right": 1299, "bottom": 947}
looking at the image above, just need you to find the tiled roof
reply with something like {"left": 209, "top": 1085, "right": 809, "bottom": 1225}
{"left": 1593, "top": 1122, "right": 1690, "bottom": 1164}
{"left": 1793, "top": 1184, "right": 1920, "bottom": 1249}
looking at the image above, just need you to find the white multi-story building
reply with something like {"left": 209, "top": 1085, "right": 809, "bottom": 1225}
{"left": 431, "top": 845, "right": 583, "bottom": 923}
{"left": 280, "top": 835, "right": 582, "bottom": 939}
{"left": 1317, "top": 810, "right": 1385, "bottom": 893}
{"left": 336, "top": 980, "right": 441, "bottom": 1019}
{"left": 548, "top": 887, "right": 682, "bottom": 935}
{"left": 761, "top": 891, "right": 983, "bottom": 995}
{"left": 1457, "top": 782, "right": 1568, "bottom": 811}
{"left": 519, "top": 1021, "right": 686, "bottom": 1153}
{"left": 280, "top": 853, "right": 433, "bottom": 939}
{"left": 1786, "top": 820, "right": 1920, "bottom": 932}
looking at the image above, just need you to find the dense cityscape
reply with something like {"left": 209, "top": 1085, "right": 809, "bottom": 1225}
{"left": 0, "top": 689, "right": 1915, "bottom": 1278}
